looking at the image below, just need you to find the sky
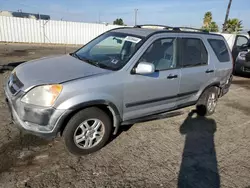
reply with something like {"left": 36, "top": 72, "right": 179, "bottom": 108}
{"left": 1, "top": 0, "right": 250, "bottom": 30}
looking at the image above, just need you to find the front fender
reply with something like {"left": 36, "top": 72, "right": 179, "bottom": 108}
{"left": 56, "top": 93, "right": 122, "bottom": 116}
{"left": 55, "top": 93, "right": 123, "bottom": 135}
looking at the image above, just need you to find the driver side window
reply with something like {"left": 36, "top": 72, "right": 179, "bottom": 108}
{"left": 139, "top": 38, "right": 177, "bottom": 71}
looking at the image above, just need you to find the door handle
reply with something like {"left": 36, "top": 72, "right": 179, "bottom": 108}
{"left": 167, "top": 74, "right": 178, "bottom": 79}
{"left": 205, "top": 69, "right": 214, "bottom": 73}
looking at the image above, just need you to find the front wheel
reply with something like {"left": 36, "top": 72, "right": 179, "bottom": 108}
{"left": 196, "top": 87, "right": 218, "bottom": 116}
{"left": 63, "top": 107, "right": 112, "bottom": 156}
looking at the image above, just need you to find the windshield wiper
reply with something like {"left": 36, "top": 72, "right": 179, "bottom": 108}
{"left": 97, "top": 63, "right": 115, "bottom": 70}
{"left": 81, "top": 58, "right": 100, "bottom": 66}
{"left": 84, "top": 59, "right": 115, "bottom": 70}
{"left": 71, "top": 53, "right": 114, "bottom": 70}
{"left": 71, "top": 53, "right": 98, "bottom": 66}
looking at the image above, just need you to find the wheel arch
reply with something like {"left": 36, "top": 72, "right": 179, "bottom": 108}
{"left": 198, "top": 82, "right": 221, "bottom": 101}
{"left": 59, "top": 100, "right": 122, "bottom": 136}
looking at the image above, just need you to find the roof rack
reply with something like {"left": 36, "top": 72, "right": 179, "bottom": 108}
{"left": 134, "top": 24, "right": 208, "bottom": 33}
{"left": 134, "top": 24, "right": 173, "bottom": 29}
{"left": 173, "top": 27, "right": 208, "bottom": 33}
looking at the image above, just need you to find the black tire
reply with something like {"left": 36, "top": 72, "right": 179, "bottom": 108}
{"left": 63, "top": 107, "right": 112, "bottom": 156}
{"left": 232, "top": 68, "right": 237, "bottom": 76}
{"left": 196, "top": 87, "right": 218, "bottom": 116}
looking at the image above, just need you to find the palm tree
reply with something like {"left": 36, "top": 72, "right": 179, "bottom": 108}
{"left": 224, "top": 19, "right": 243, "bottom": 33}
{"left": 203, "top": 12, "right": 212, "bottom": 28}
{"left": 210, "top": 22, "right": 219, "bottom": 32}
{"left": 202, "top": 12, "right": 219, "bottom": 32}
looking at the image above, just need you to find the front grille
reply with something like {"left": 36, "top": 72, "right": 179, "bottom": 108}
{"left": 243, "top": 67, "right": 250, "bottom": 73}
{"left": 246, "top": 52, "right": 250, "bottom": 62}
{"left": 8, "top": 73, "right": 23, "bottom": 95}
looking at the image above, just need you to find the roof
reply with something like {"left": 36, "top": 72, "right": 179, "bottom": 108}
{"left": 112, "top": 26, "right": 223, "bottom": 38}
{"left": 114, "top": 28, "right": 159, "bottom": 37}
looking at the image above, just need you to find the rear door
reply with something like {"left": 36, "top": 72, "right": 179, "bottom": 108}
{"left": 177, "top": 35, "right": 215, "bottom": 106}
{"left": 207, "top": 36, "right": 233, "bottom": 84}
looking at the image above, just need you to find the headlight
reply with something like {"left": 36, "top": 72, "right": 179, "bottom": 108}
{"left": 21, "top": 84, "right": 63, "bottom": 107}
{"left": 237, "top": 52, "right": 247, "bottom": 61}
{"left": 240, "top": 53, "right": 246, "bottom": 58}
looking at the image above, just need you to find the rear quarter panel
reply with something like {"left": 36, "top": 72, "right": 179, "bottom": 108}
{"left": 204, "top": 34, "right": 233, "bottom": 86}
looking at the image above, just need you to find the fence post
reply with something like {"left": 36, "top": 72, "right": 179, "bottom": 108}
{"left": 65, "top": 20, "right": 67, "bottom": 54}
{"left": 42, "top": 20, "right": 49, "bottom": 44}
{"left": 43, "top": 20, "right": 45, "bottom": 44}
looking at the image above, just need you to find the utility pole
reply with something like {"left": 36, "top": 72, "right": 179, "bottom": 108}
{"left": 134, "top": 9, "right": 138, "bottom": 26}
{"left": 222, "top": 0, "right": 232, "bottom": 32}
{"left": 98, "top": 11, "right": 101, "bottom": 23}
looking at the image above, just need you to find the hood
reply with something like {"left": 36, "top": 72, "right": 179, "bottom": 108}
{"left": 15, "top": 54, "right": 111, "bottom": 91}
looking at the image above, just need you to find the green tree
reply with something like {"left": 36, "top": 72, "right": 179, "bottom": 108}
{"left": 210, "top": 22, "right": 219, "bottom": 32}
{"left": 203, "top": 12, "right": 212, "bottom": 28}
{"left": 201, "top": 12, "right": 219, "bottom": 32}
{"left": 224, "top": 18, "right": 243, "bottom": 33}
{"left": 113, "top": 18, "right": 125, "bottom": 25}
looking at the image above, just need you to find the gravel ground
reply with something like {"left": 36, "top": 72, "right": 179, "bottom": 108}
{"left": 0, "top": 43, "right": 250, "bottom": 188}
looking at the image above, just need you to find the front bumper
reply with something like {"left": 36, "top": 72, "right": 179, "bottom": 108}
{"left": 4, "top": 85, "right": 71, "bottom": 139}
{"left": 234, "top": 58, "right": 250, "bottom": 75}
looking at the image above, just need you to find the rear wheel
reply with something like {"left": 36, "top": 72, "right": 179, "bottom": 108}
{"left": 196, "top": 87, "right": 218, "bottom": 116}
{"left": 63, "top": 107, "right": 112, "bottom": 156}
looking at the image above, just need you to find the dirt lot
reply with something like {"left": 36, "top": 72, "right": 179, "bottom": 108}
{"left": 0, "top": 43, "right": 250, "bottom": 188}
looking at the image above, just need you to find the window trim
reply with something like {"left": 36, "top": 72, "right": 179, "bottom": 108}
{"left": 133, "top": 37, "right": 180, "bottom": 72}
{"left": 179, "top": 37, "right": 209, "bottom": 69}
{"left": 207, "top": 38, "right": 230, "bottom": 63}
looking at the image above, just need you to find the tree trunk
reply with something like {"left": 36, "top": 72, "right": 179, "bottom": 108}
{"left": 222, "top": 0, "right": 232, "bottom": 32}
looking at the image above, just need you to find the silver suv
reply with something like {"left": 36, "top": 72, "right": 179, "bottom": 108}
{"left": 4, "top": 25, "right": 233, "bottom": 155}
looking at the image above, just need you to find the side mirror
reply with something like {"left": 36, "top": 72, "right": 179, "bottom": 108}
{"left": 135, "top": 62, "right": 155, "bottom": 75}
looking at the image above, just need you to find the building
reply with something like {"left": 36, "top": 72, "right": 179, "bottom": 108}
{"left": 0, "top": 10, "right": 50, "bottom": 20}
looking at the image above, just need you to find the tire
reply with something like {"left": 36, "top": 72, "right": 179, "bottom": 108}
{"left": 63, "top": 107, "right": 112, "bottom": 156}
{"left": 232, "top": 68, "right": 238, "bottom": 76}
{"left": 196, "top": 87, "right": 218, "bottom": 116}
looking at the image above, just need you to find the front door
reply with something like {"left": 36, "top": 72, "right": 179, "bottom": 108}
{"left": 232, "top": 35, "right": 249, "bottom": 61}
{"left": 123, "top": 36, "right": 181, "bottom": 121}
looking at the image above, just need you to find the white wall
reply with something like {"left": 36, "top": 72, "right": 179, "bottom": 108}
{"left": 0, "top": 16, "right": 122, "bottom": 45}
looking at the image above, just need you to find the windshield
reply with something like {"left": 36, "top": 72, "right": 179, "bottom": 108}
{"left": 73, "top": 32, "right": 144, "bottom": 70}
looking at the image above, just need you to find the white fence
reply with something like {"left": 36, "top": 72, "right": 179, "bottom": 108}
{"left": 0, "top": 16, "right": 122, "bottom": 45}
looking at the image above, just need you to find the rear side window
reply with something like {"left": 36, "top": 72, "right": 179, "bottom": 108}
{"left": 181, "top": 38, "right": 208, "bottom": 67}
{"left": 208, "top": 39, "right": 230, "bottom": 62}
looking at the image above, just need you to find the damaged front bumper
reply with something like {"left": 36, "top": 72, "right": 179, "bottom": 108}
{"left": 4, "top": 84, "right": 71, "bottom": 139}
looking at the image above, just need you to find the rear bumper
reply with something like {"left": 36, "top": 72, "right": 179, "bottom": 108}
{"left": 220, "top": 75, "right": 233, "bottom": 97}
{"left": 4, "top": 87, "right": 71, "bottom": 139}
